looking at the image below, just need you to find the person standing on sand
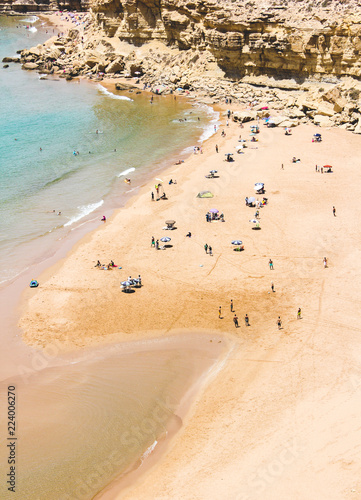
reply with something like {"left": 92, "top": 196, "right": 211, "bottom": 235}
{"left": 230, "top": 299, "right": 234, "bottom": 312}
{"left": 297, "top": 308, "right": 302, "bottom": 319}
{"left": 323, "top": 257, "right": 328, "bottom": 268}
{"left": 271, "top": 282, "right": 275, "bottom": 292}
{"left": 233, "top": 314, "right": 239, "bottom": 328}
{"left": 151, "top": 236, "right": 155, "bottom": 247}
{"left": 219, "top": 306, "right": 222, "bottom": 319}
{"left": 209, "top": 246, "right": 213, "bottom": 256}
{"left": 204, "top": 243, "right": 208, "bottom": 254}
{"left": 269, "top": 259, "right": 274, "bottom": 270}
{"left": 245, "top": 314, "right": 249, "bottom": 326}
{"left": 151, "top": 191, "right": 154, "bottom": 201}
{"left": 216, "top": 144, "right": 218, "bottom": 153}
{"left": 333, "top": 206, "right": 336, "bottom": 217}
{"left": 281, "top": 163, "right": 284, "bottom": 170}
{"left": 277, "top": 316, "right": 282, "bottom": 329}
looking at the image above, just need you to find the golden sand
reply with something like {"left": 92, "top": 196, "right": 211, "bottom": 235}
{"left": 17, "top": 107, "right": 361, "bottom": 499}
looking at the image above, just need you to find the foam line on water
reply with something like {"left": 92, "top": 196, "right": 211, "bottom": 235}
{"left": 117, "top": 167, "right": 135, "bottom": 177}
{"left": 140, "top": 440, "right": 158, "bottom": 464}
{"left": 64, "top": 200, "right": 104, "bottom": 227}
{"left": 21, "top": 16, "right": 39, "bottom": 23}
{"left": 97, "top": 85, "right": 133, "bottom": 102}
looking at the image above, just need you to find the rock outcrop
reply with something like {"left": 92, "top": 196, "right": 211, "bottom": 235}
{"left": 6, "top": 0, "right": 361, "bottom": 131}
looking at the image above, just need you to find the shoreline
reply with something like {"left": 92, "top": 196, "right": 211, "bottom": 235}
{"left": 3, "top": 14, "right": 361, "bottom": 497}
{"left": 16, "top": 118, "right": 361, "bottom": 499}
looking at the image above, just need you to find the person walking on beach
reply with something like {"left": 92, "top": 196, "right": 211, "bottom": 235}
{"left": 151, "top": 191, "right": 154, "bottom": 201}
{"left": 245, "top": 314, "right": 249, "bottom": 326}
{"left": 155, "top": 239, "right": 159, "bottom": 250}
{"left": 269, "top": 259, "right": 274, "bottom": 270}
{"left": 277, "top": 316, "right": 282, "bottom": 329}
{"left": 281, "top": 163, "right": 284, "bottom": 170}
{"left": 219, "top": 306, "right": 222, "bottom": 319}
{"left": 323, "top": 257, "right": 328, "bottom": 268}
{"left": 204, "top": 243, "right": 208, "bottom": 254}
{"left": 209, "top": 246, "right": 213, "bottom": 256}
{"left": 230, "top": 299, "right": 234, "bottom": 312}
{"left": 233, "top": 314, "right": 239, "bottom": 328}
{"left": 333, "top": 206, "right": 336, "bottom": 217}
{"left": 215, "top": 144, "right": 218, "bottom": 153}
{"left": 151, "top": 236, "right": 155, "bottom": 247}
{"left": 297, "top": 308, "right": 302, "bottom": 319}
{"left": 271, "top": 282, "right": 275, "bottom": 293}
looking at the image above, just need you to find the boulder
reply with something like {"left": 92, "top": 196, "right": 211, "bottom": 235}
{"left": 115, "top": 82, "right": 138, "bottom": 91}
{"left": 313, "top": 115, "right": 333, "bottom": 127}
{"left": 46, "top": 48, "right": 62, "bottom": 60}
{"left": 28, "top": 46, "right": 41, "bottom": 57}
{"left": 316, "top": 102, "right": 336, "bottom": 117}
{"left": 22, "top": 62, "right": 38, "bottom": 70}
{"left": 286, "top": 107, "right": 305, "bottom": 119}
{"left": 105, "top": 59, "right": 124, "bottom": 74}
{"left": 353, "top": 118, "right": 361, "bottom": 134}
{"left": 232, "top": 110, "right": 257, "bottom": 123}
{"left": 269, "top": 115, "right": 288, "bottom": 126}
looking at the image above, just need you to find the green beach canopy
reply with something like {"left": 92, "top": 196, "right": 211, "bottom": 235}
{"left": 197, "top": 191, "right": 214, "bottom": 198}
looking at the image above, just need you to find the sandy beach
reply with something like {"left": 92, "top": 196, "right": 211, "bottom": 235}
{"left": 10, "top": 88, "right": 361, "bottom": 500}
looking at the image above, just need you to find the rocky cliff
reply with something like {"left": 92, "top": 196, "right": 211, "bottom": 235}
{"left": 7, "top": 0, "right": 361, "bottom": 131}
{"left": 89, "top": 0, "right": 361, "bottom": 80}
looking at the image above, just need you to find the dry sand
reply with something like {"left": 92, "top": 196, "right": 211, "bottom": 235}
{"left": 18, "top": 109, "right": 361, "bottom": 499}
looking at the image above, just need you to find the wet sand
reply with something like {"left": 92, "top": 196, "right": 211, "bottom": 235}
{"left": 8, "top": 95, "right": 361, "bottom": 500}
{"left": 0, "top": 333, "right": 229, "bottom": 500}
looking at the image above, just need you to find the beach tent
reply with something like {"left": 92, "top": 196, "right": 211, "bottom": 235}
{"left": 197, "top": 191, "right": 214, "bottom": 198}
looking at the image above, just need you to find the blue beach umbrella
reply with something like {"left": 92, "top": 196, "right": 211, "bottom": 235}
{"left": 232, "top": 240, "right": 243, "bottom": 246}
{"left": 160, "top": 237, "right": 171, "bottom": 242}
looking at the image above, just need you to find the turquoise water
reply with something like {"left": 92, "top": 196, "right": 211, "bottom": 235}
{"left": 0, "top": 16, "right": 217, "bottom": 283}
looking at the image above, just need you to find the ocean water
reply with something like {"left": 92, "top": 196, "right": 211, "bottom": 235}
{"left": 0, "top": 15, "right": 218, "bottom": 284}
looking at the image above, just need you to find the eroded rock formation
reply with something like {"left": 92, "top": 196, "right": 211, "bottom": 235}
{"left": 6, "top": 0, "right": 361, "bottom": 131}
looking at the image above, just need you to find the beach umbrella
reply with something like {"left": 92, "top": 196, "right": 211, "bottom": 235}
{"left": 314, "top": 133, "right": 322, "bottom": 137}
{"left": 323, "top": 165, "right": 332, "bottom": 168}
{"left": 209, "top": 209, "right": 219, "bottom": 214}
{"left": 165, "top": 220, "right": 175, "bottom": 225}
{"left": 254, "top": 183, "right": 264, "bottom": 191}
{"left": 231, "top": 240, "right": 243, "bottom": 245}
{"left": 160, "top": 237, "right": 171, "bottom": 242}
{"left": 121, "top": 281, "right": 132, "bottom": 286}
{"left": 249, "top": 219, "right": 258, "bottom": 224}
{"left": 210, "top": 170, "right": 217, "bottom": 174}
{"left": 225, "top": 153, "right": 233, "bottom": 156}
{"left": 247, "top": 196, "right": 256, "bottom": 203}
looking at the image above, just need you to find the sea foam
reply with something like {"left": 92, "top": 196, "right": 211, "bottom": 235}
{"left": 64, "top": 200, "right": 104, "bottom": 227}
{"left": 97, "top": 85, "right": 133, "bottom": 102}
{"left": 117, "top": 167, "right": 135, "bottom": 178}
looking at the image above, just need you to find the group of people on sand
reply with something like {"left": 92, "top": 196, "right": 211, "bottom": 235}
{"left": 205, "top": 212, "right": 224, "bottom": 222}
{"left": 95, "top": 259, "right": 117, "bottom": 270}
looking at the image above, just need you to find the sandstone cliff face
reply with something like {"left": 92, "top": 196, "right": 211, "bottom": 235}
{"left": 90, "top": 0, "right": 361, "bottom": 80}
